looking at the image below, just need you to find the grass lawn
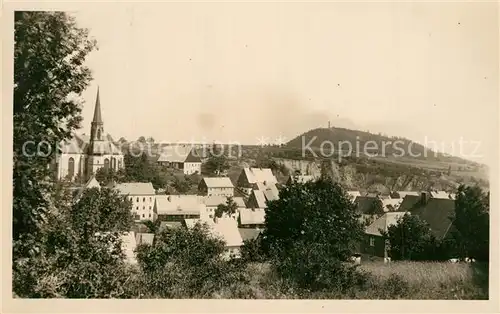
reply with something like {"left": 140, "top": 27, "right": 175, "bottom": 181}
{"left": 211, "top": 261, "right": 489, "bottom": 300}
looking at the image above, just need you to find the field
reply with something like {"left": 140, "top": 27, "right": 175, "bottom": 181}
{"left": 211, "top": 261, "right": 489, "bottom": 300}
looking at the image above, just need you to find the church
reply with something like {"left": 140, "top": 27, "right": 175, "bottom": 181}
{"left": 54, "top": 88, "right": 125, "bottom": 182}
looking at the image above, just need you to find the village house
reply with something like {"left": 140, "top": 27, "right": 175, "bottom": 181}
{"left": 238, "top": 207, "right": 266, "bottom": 228}
{"left": 399, "top": 192, "right": 456, "bottom": 241}
{"left": 155, "top": 195, "right": 207, "bottom": 222}
{"left": 362, "top": 212, "right": 406, "bottom": 258}
{"left": 198, "top": 195, "right": 246, "bottom": 220}
{"left": 238, "top": 228, "right": 263, "bottom": 243}
{"left": 54, "top": 88, "right": 124, "bottom": 182}
{"left": 185, "top": 217, "right": 244, "bottom": 259}
{"left": 347, "top": 191, "right": 362, "bottom": 202}
{"left": 157, "top": 145, "right": 202, "bottom": 175}
{"left": 362, "top": 192, "right": 457, "bottom": 259}
{"left": 246, "top": 187, "right": 279, "bottom": 210}
{"left": 198, "top": 177, "right": 235, "bottom": 197}
{"left": 115, "top": 182, "right": 156, "bottom": 221}
{"left": 236, "top": 167, "right": 278, "bottom": 195}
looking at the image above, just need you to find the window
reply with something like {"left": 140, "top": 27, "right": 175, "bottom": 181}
{"left": 136, "top": 197, "right": 139, "bottom": 202}
{"left": 142, "top": 214, "right": 145, "bottom": 218}
{"left": 149, "top": 213, "right": 151, "bottom": 218}
{"left": 369, "top": 237, "right": 375, "bottom": 247}
{"left": 149, "top": 197, "right": 152, "bottom": 201}
{"left": 136, "top": 206, "right": 139, "bottom": 210}
{"left": 143, "top": 197, "right": 145, "bottom": 202}
{"left": 104, "top": 158, "right": 109, "bottom": 169}
{"left": 143, "top": 206, "right": 145, "bottom": 210}
{"left": 149, "top": 206, "right": 151, "bottom": 210}
{"left": 209, "top": 215, "right": 213, "bottom": 218}
{"left": 129, "top": 197, "right": 132, "bottom": 201}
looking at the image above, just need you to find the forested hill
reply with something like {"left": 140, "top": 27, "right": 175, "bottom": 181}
{"left": 286, "top": 127, "right": 480, "bottom": 166}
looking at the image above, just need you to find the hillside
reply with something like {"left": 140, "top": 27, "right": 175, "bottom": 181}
{"left": 286, "top": 127, "right": 478, "bottom": 166}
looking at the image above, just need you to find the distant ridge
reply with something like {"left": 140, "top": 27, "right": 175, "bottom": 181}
{"left": 286, "top": 127, "right": 481, "bottom": 166}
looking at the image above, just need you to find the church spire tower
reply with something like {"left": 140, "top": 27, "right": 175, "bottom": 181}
{"left": 90, "top": 86, "right": 104, "bottom": 142}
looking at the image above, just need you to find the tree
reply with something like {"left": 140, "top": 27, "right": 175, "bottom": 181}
{"left": 137, "top": 136, "right": 146, "bottom": 143}
{"left": 203, "top": 143, "right": 229, "bottom": 176}
{"left": 95, "top": 167, "right": 125, "bottom": 186}
{"left": 204, "top": 155, "right": 230, "bottom": 176}
{"left": 13, "top": 186, "right": 135, "bottom": 297}
{"left": 262, "top": 178, "right": 365, "bottom": 290}
{"left": 134, "top": 222, "right": 243, "bottom": 298}
{"left": 214, "top": 197, "right": 238, "bottom": 219}
{"left": 382, "top": 213, "right": 438, "bottom": 261}
{"left": 172, "top": 176, "right": 190, "bottom": 194}
{"left": 451, "top": 185, "right": 489, "bottom": 261}
{"left": 367, "top": 198, "right": 384, "bottom": 215}
{"left": 13, "top": 11, "right": 96, "bottom": 257}
{"left": 240, "top": 237, "right": 266, "bottom": 263}
{"left": 143, "top": 219, "right": 161, "bottom": 235}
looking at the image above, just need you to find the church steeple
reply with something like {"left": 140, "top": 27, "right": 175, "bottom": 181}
{"left": 90, "top": 87, "right": 104, "bottom": 143}
{"left": 92, "top": 86, "right": 103, "bottom": 124}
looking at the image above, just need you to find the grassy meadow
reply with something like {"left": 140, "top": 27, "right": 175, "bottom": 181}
{"left": 208, "top": 261, "right": 489, "bottom": 300}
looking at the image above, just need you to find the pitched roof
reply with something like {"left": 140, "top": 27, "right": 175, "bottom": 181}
{"left": 135, "top": 233, "right": 154, "bottom": 245}
{"left": 239, "top": 228, "right": 263, "bottom": 242}
{"left": 184, "top": 149, "right": 202, "bottom": 163}
{"left": 201, "top": 195, "right": 246, "bottom": 208}
{"left": 115, "top": 182, "right": 155, "bottom": 195}
{"left": 365, "top": 212, "right": 407, "bottom": 236}
{"left": 409, "top": 198, "right": 455, "bottom": 240}
{"left": 74, "top": 175, "right": 101, "bottom": 201}
{"left": 185, "top": 218, "right": 243, "bottom": 247}
{"left": 159, "top": 221, "right": 183, "bottom": 231}
{"left": 243, "top": 168, "right": 277, "bottom": 184}
{"left": 157, "top": 145, "right": 200, "bottom": 163}
{"left": 89, "top": 140, "right": 123, "bottom": 155}
{"left": 347, "top": 191, "right": 361, "bottom": 200}
{"left": 381, "top": 198, "right": 403, "bottom": 212}
{"left": 239, "top": 208, "right": 266, "bottom": 225}
{"left": 395, "top": 191, "right": 420, "bottom": 198}
{"left": 212, "top": 218, "right": 244, "bottom": 247}
{"left": 251, "top": 190, "right": 268, "bottom": 208}
{"left": 155, "top": 195, "right": 205, "bottom": 215}
{"left": 430, "top": 191, "right": 452, "bottom": 199}
{"left": 398, "top": 195, "right": 422, "bottom": 211}
{"left": 202, "top": 177, "right": 234, "bottom": 188}
{"left": 263, "top": 188, "right": 279, "bottom": 202}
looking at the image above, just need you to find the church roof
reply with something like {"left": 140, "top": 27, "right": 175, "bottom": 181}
{"left": 59, "top": 133, "right": 122, "bottom": 155}
{"left": 92, "top": 87, "right": 103, "bottom": 124}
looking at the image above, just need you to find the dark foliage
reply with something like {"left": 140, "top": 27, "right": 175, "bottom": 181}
{"left": 451, "top": 185, "right": 489, "bottom": 261}
{"left": 382, "top": 213, "right": 440, "bottom": 261}
{"left": 262, "top": 178, "right": 365, "bottom": 290}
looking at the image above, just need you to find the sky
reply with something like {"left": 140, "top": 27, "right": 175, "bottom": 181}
{"left": 72, "top": 2, "right": 498, "bottom": 165}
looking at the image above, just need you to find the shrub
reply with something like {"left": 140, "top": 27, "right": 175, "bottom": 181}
{"left": 263, "top": 178, "right": 365, "bottom": 291}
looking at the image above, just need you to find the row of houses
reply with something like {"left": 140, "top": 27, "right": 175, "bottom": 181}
{"left": 357, "top": 191, "right": 457, "bottom": 259}
{"left": 77, "top": 167, "right": 281, "bottom": 261}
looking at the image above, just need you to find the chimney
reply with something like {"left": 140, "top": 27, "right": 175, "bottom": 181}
{"left": 421, "top": 191, "right": 429, "bottom": 204}
{"left": 328, "top": 121, "right": 331, "bottom": 128}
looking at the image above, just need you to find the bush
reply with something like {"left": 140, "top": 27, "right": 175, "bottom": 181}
{"left": 135, "top": 222, "right": 248, "bottom": 298}
{"left": 263, "top": 178, "right": 365, "bottom": 291}
{"left": 240, "top": 237, "right": 267, "bottom": 263}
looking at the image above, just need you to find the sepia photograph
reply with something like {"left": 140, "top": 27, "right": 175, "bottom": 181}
{"left": 5, "top": 0, "right": 498, "bottom": 308}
